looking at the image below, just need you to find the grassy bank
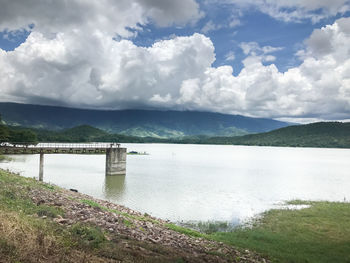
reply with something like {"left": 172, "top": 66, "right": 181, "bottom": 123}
{"left": 209, "top": 200, "right": 350, "bottom": 263}
{"left": 0, "top": 169, "right": 266, "bottom": 263}
{"left": 0, "top": 169, "right": 124, "bottom": 262}
{"left": 1, "top": 168, "right": 349, "bottom": 262}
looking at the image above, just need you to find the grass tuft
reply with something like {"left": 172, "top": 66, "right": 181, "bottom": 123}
{"left": 36, "top": 205, "right": 63, "bottom": 218}
{"left": 209, "top": 201, "right": 350, "bottom": 263}
{"left": 70, "top": 223, "right": 106, "bottom": 249}
{"left": 123, "top": 219, "right": 134, "bottom": 228}
{"left": 165, "top": 223, "right": 206, "bottom": 238}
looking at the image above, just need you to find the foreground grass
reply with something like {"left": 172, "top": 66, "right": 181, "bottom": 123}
{"left": 0, "top": 170, "right": 125, "bottom": 262}
{"left": 209, "top": 200, "right": 350, "bottom": 263}
{"left": 1, "top": 168, "right": 349, "bottom": 262}
{"left": 0, "top": 170, "right": 204, "bottom": 262}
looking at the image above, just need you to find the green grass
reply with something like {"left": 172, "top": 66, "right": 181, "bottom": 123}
{"left": 0, "top": 171, "right": 64, "bottom": 218}
{"left": 0, "top": 169, "right": 194, "bottom": 262}
{"left": 180, "top": 221, "right": 232, "bottom": 234}
{"left": 80, "top": 199, "right": 130, "bottom": 217}
{"left": 209, "top": 201, "right": 350, "bottom": 263}
{"left": 165, "top": 223, "right": 206, "bottom": 238}
{"left": 70, "top": 223, "right": 107, "bottom": 249}
{"left": 80, "top": 199, "right": 103, "bottom": 208}
{"left": 3, "top": 169, "right": 350, "bottom": 262}
{"left": 123, "top": 219, "right": 134, "bottom": 228}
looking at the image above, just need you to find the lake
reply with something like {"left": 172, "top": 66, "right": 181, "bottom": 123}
{"left": 1, "top": 144, "right": 349, "bottom": 225}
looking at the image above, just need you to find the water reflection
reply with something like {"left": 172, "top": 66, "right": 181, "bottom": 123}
{"left": 104, "top": 175, "right": 126, "bottom": 200}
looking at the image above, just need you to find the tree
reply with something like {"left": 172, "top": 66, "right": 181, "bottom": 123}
{"left": 0, "top": 126, "right": 9, "bottom": 143}
{"left": 9, "top": 130, "right": 38, "bottom": 146}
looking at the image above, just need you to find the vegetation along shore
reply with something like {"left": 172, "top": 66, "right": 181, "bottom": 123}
{"left": 1, "top": 168, "right": 350, "bottom": 262}
{"left": 0, "top": 169, "right": 267, "bottom": 263}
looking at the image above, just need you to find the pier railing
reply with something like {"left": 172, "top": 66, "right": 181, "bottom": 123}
{"left": 0, "top": 142, "right": 120, "bottom": 148}
{"left": 0, "top": 142, "right": 127, "bottom": 179}
{"left": 0, "top": 142, "right": 121, "bottom": 154}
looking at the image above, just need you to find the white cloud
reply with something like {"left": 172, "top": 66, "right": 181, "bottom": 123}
{"left": 216, "top": 0, "right": 350, "bottom": 23}
{"left": 263, "top": 55, "right": 276, "bottom": 62}
{"left": 239, "top": 42, "right": 282, "bottom": 63}
{"left": 201, "top": 17, "right": 240, "bottom": 34}
{"left": 175, "top": 17, "right": 350, "bottom": 119}
{"left": 0, "top": 0, "right": 202, "bottom": 37}
{"left": 201, "top": 20, "right": 222, "bottom": 33}
{"left": 136, "top": 0, "right": 204, "bottom": 27}
{"left": 0, "top": 1, "right": 350, "bottom": 120}
{"left": 240, "top": 42, "right": 284, "bottom": 55}
{"left": 225, "top": 51, "right": 235, "bottom": 61}
{"left": 0, "top": 32, "right": 215, "bottom": 109}
{"left": 229, "top": 18, "right": 241, "bottom": 28}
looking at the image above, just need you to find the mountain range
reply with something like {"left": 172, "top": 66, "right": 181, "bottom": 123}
{"left": 197, "top": 122, "right": 350, "bottom": 148}
{"left": 0, "top": 102, "right": 291, "bottom": 138}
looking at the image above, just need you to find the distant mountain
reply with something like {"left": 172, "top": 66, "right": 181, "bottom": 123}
{"left": 6, "top": 122, "right": 350, "bottom": 148}
{"left": 0, "top": 102, "right": 291, "bottom": 138}
{"left": 200, "top": 122, "right": 350, "bottom": 148}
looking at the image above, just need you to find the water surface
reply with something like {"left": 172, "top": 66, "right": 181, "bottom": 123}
{"left": 1, "top": 144, "right": 349, "bottom": 224}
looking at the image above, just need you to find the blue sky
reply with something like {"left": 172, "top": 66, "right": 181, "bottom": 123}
{"left": 132, "top": 2, "right": 350, "bottom": 74}
{"left": 0, "top": 0, "right": 350, "bottom": 121}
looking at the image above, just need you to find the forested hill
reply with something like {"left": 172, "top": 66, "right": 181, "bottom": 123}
{"left": 2, "top": 122, "right": 349, "bottom": 148}
{"left": 200, "top": 122, "right": 350, "bottom": 148}
{"left": 0, "top": 102, "right": 290, "bottom": 138}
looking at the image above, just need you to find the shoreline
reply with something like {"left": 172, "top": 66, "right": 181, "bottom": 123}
{"left": 0, "top": 168, "right": 267, "bottom": 262}
{"left": 1, "top": 167, "right": 350, "bottom": 262}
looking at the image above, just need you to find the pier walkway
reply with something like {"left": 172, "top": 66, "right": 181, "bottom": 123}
{"left": 0, "top": 142, "right": 127, "bottom": 180}
{"left": 0, "top": 142, "right": 120, "bottom": 154}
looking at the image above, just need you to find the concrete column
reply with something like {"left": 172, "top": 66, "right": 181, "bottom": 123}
{"left": 39, "top": 153, "right": 44, "bottom": 181}
{"left": 106, "top": 148, "right": 127, "bottom": 176}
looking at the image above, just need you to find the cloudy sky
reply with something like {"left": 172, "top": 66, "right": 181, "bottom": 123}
{"left": 0, "top": 0, "right": 350, "bottom": 122}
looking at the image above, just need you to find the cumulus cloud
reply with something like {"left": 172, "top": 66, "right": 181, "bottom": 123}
{"left": 200, "top": 18, "right": 350, "bottom": 119}
{"left": 0, "top": 1, "right": 350, "bottom": 120}
{"left": 0, "top": 32, "right": 215, "bottom": 109}
{"left": 176, "top": 18, "right": 350, "bottom": 119}
{"left": 0, "top": 0, "right": 202, "bottom": 36}
{"left": 136, "top": 0, "right": 204, "bottom": 27}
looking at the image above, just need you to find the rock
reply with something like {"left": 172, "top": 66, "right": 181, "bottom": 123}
{"left": 23, "top": 177, "right": 270, "bottom": 263}
{"left": 54, "top": 217, "right": 69, "bottom": 224}
{"left": 69, "top": 188, "right": 78, "bottom": 192}
{"left": 148, "top": 238, "right": 158, "bottom": 243}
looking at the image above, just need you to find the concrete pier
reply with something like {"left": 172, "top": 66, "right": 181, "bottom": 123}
{"left": 39, "top": 153, "right": 44, "bottom": 181}
{"left": 0, "top": 143, "right": 128, "bottom": 179}
{"left": 106, "top": 148, "right": 127, "bottom": 176}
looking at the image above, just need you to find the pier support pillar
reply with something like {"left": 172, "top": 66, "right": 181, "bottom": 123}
{"left": 39, "top": 153, "right": 44, "bottom": 181}
{"left": 106, "top": 148, "right": 127, "bottom": 176}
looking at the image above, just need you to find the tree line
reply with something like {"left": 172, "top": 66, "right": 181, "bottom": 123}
{"left": 0, "top": 114, "right": 38, "bottom": 145}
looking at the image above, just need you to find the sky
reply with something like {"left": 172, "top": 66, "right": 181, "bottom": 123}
{"left": 0, "top": 0, "right": 350, "bottom": 122}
